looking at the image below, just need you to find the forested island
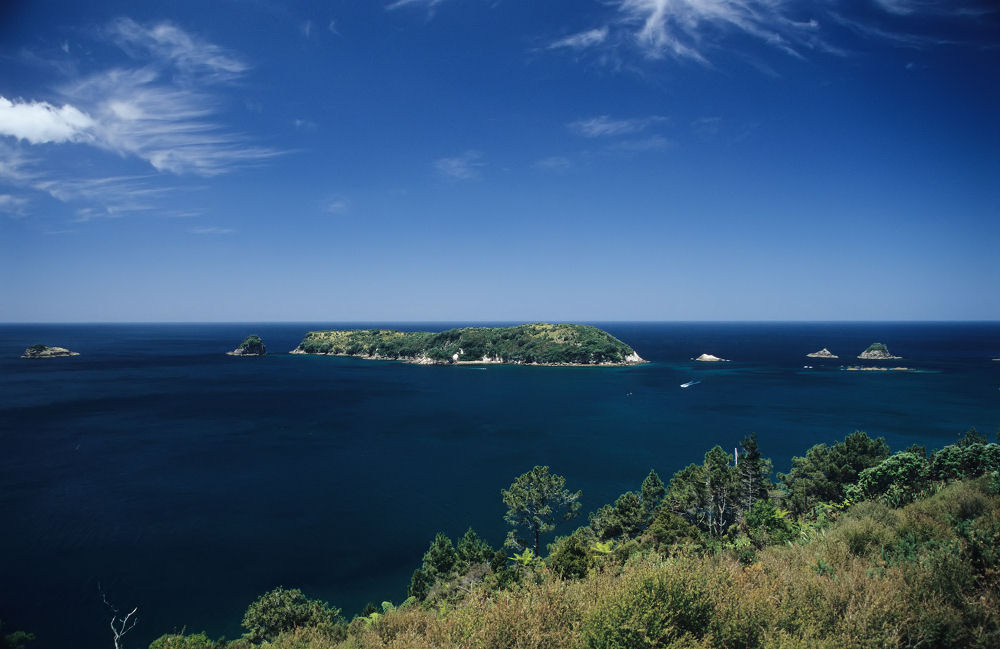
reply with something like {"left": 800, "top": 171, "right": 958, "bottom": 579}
{"left": 33, "top": 427, "right": 993, "bottom": 649}
{"left": 291, "top": 323, "right": 645, "bottom": 366}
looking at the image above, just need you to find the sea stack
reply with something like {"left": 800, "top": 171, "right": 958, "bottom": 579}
{"left": 807, "top": 348, "right": 838, "bottom": 359}
{"left": 857, "top": 342, "right": 902, "bottom": 360}
{"left": 227, "top": 335, "right": 266, "bottom": 356}
{"left": 694, "top": 353, "right": 727, "bottom": 362}
{"left": 21, "top": 344, "right": 79, "bottom": 359}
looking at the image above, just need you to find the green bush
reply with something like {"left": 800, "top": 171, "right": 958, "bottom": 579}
{"left": 241, "top": 587, "right": 342, "bottom": 643}
{"left": 148, "top": 632, "right": 220, "bottom": 649}
{"left": 581, "top": 567, "right": 714, "bottom": 649}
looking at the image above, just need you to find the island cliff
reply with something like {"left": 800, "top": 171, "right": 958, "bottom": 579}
{"left": 291, "top": 323, "right": 644, "bottom": 366}
{"left": 21, "top": 344, "right": 79, "bottom": 359}
{"left": 858, "top": 342, "right": 902, "bottom": 360}
{"left": 227, "top": 335, "right": 266, "bottom": 356}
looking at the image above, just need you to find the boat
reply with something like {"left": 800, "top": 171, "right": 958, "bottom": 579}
{"left": 680, "top": 380, "right": 701, "bottom": 388}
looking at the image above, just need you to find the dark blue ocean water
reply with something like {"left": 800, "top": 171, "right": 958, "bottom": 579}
{"left": 0, "top": 322, "right": 997, "bottom": 648}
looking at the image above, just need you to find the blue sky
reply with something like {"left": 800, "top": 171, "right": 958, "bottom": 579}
{"left": 1, "top": 0, "right": 997, "bottom": 321}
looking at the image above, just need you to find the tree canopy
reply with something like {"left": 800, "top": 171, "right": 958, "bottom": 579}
{"left": 502, "top": 465, "right": 581, "bottom": 555}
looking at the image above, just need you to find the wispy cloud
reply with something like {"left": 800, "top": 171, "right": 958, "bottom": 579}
{"left": 326, "top": 198, "right": 349, "bottom": 213}
{"left": 548, "top": 1, "right": 995, "bottom": 68}
{"left": 533, "top": 156, "right": 572, "bottom": 173}
{"left": 435, "top": 150, "right": 485, "bottom": 180}
{"left": 549, "top": 27, "right": 609, "bottom": 50}
{"left": 569, "top": 115, "right": 667, "bottom": 138}
{"left": 0, "top": 19, "right": 281, "bottom": 223}
{"left": 387, "top": 0, "right": 448, "bottom": 12}
{"left": 0, "top": 193, "right": 29, "bottom": 216}
{"left": 107, "top": 18, "right": 248, "bottom": 82}
{"left": 610, "top": 135, "right": 671, "bottom": 151}
{"left": 190, "top": 226, "right": 235, "bottom": 235}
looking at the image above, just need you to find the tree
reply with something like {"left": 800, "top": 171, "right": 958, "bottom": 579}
{"left": 704, "top": 446, "right": 739, "bottom": 537}
{"left": 407, "top": 532, "right": 458, "bottom": 600}
{"left": 737, "top": 433, "right": 771, "bottom": 522}
{"left": 242, "top": 587, "right": 341, "bottom": 643}
{"left": 502, "top": 466, "right": 581, "bottom": 555}
{"left": 666, "top": 463, "right": 710, "bottom": 531}
{"left": 612, "top": 491, "right": 645, "bottom": 538}
{"left": 779, "top": 431, "right": 890, "bottom": 515}
{"left": 456, "top": 527, "right": 494, "bottom": 565}
{"left": 639, "top": 469, "right": 666, "bottom": 525}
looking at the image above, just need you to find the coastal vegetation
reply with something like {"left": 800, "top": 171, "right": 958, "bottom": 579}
{"left": 143, "top": 428, "right": 1000, "bottom": 649}
{"left": 858, "top": 342, "right": 902, "bottom": 360}
{"left": 20, "top": 344, "right": 78, "bottom": 359}
{"left": 227, "top": 335, "right": 266, "bottom": 356}
{"left": 293, "top": 324, "right": 643, "bottom": 365}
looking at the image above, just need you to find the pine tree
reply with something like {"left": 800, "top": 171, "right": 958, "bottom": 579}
{"left": 640, "top": 469, "right": 666, "bottom": 525}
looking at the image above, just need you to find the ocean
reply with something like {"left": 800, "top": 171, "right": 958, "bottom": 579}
{"left": 0, "top": 322, "right": 997, "bottom": 648}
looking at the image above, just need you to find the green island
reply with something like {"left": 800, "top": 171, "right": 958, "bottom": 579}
{"left": 227, "top": 335, "right": 266, "bottom": 356}
{"left": 291, "top": 323, "right": 645, "bottom": 366}
{"left": 38, "top": 427, "right": 995, "bottom": 649}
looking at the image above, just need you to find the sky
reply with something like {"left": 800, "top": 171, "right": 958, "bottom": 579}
{"left": 0, "top": 0, "right": 998, "bottom": 322}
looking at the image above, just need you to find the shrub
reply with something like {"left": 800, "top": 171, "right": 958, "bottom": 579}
{"left": 580, "top": 564, "right": 714, "bottom": 649}
{"left": 242, "top": 587, "right": 342, "bottom": 643}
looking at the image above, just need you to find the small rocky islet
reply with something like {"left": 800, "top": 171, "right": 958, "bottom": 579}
{"left": 857, "top": 342, "right": 902, "bottom": 360}
{"left": 21, "top": 344, "right": 79, "bottom": 359}
{"left": 807, "top": 348, "right": 838, "bottom": 359}
{"left": 227, "top": 335, "right": 266, "bottom": 356}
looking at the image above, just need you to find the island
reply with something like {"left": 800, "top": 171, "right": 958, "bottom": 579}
{"left": 844, "top": 366, "right": 915, "bottom": 372}
{"left": 21, "top": 344, "right": 79, "bottom": 359}
{"left": 693, "top": 353, "right": 728, "bottom": 362}
{"left": 290, "top": 323, "right": 644, "bottom": 366}
{"left": 227, "top": 335, "right": 266, "bottom": 356}
{"left": 857, "top": 342, "right": 902, "bottom": 360}
{"left": 807, "top": 348, "right": 838, "bottom": 359}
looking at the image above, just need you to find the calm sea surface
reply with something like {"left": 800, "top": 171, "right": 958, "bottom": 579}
{"left": 1, "top": 322, "right": 997, "bottom": 647}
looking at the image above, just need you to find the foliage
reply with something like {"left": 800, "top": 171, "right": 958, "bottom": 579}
{"left": 235, "top": 335, "right": 266, "bottom": 355}
{"left": 241, "top": 587, "right": 342, "bottom": 643}
{"left": 639, "top": 469, "right": 666, "bottom": 524}
{"left": 738, "top": 432, "right": 771, "bottom": 520}
{"left": 848, "top": 451, "right": 930, "bottom": 506}
{"left": 0, "top": 621, "right": 34, "bottom": 649}
{"left": 502, "top": 466, "right": 581, "bottom": 555}
{"left": 744, "top": 499, "right": 797, "bottom": 548}
{"left": 148, "top": 632, "right": 221, "bottom": 649}
{"left": 294, "top": 323, "right": 641, "bottom": 365}
{"left": 580, "top": 561, "right": 715, "bottom": 649}
{"left": 547, "top": 528, "right": 594, "bottom": 579}
{"left": 645, "top": 508, "right": 704, "bottom": 551}
{"left": 779, "top": 431, "right": 890, "bottom": 515}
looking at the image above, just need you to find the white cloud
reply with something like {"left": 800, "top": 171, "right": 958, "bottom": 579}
{"left": 326, "top": 199, "right": 349, "bottom": 213}
{"left": 549, "top": 27, "right": 610, "bottom": 50}
{"left": 387, "top": 0, "right": 447, "bottom": 11}
{"left": 569, "top": 115, "right": 666, "bottom": 138}
{"left": 0, "top": 97, "right": 95, "bottom": 144}
{"left": 108, "top": 18, "right": 248, "bottom": 81}
{"left": 435, "top": 150, "right": 485, "bottom": 180}
{"left": 533, "top": 156, "right": 572, "bottom": 172}
{"left": 1, "top": 19, "right": 280, "bottom": 196}
{"left": 0, "top": 193, "right": 28, "bottom": 215}
{"left": 190, "top": 226, "right": 235, "bottom": 235}
{"left": 611, "top": 135, "right": 671, "bottom": 151}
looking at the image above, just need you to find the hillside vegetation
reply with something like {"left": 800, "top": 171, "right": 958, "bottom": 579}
{"left": 294, "top": 323, "right": 643, "bottom": 365}
{"left": 145, "top": 428, "right": 1000, "bottom": 649}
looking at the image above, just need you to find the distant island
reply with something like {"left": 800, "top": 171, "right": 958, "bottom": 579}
{"left": 227, "top": 335, "right": 266, "bottom": 356}
{"left": 857, "top": 342, "right": 902, "bottom": 360}
{"left": 694, "top": 353, "right": 728, "bottom": 362}
{"left": 21, "top": 344, "right": 79, "bottom": 359}
{"left": 807, "top": 348, "right": 838, "bottom": 359}
{"left": 844, "top": 366, "right": 915, "bottom": 372}
{"left": 291, "top": 323, "right": 644, "bottom": 366}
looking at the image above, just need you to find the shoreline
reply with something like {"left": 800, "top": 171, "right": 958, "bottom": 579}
{"left": 288, "top": 349, "right": 646, "bottom": 367}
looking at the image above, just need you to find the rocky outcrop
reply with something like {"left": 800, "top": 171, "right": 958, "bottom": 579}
{"left": 694, "top": 353, "right": 728, "bottom": 362}
{"left": 21, "top": 344, "right": 79, "bottom": 359}
{"left": 227, "top": 335, "right": 266, "bottom": 356}
{"left": 857, "top": 343, "right": 901, "bottom": 360}
{"left": 807, "top": 348, "right": 838, "bottom": 359}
